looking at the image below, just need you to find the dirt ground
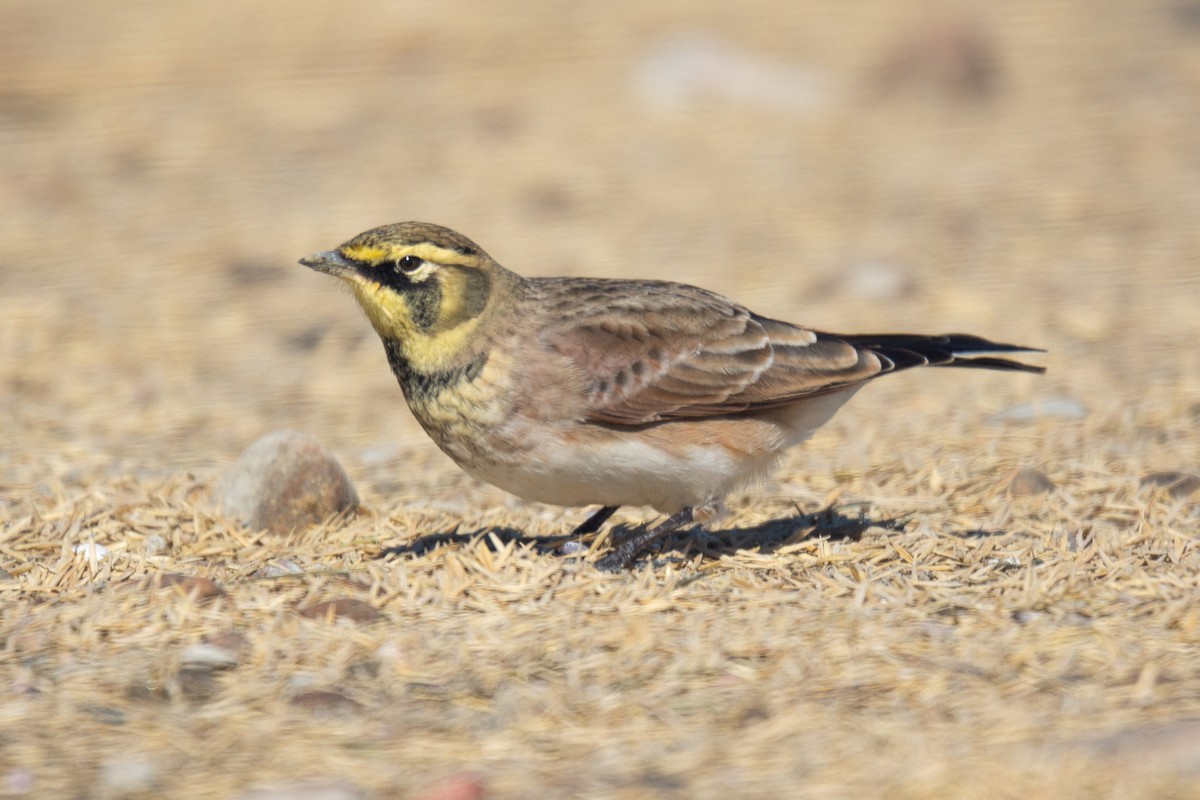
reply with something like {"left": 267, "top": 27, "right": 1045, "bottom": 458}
{"left": 2, "top": 0, "right": 1199, "bottom": 797}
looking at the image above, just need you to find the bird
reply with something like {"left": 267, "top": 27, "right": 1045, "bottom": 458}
{"left": 300, "top": 222, "right": 1044, "bottom": 571}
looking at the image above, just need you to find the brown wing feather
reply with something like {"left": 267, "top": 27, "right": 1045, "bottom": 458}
{"left": 536, "top": 279, "right": 886, "bottom": 425}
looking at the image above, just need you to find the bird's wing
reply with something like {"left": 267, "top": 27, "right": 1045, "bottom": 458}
{"left": 538, "top": 280, "right": 884, "bottom": 425}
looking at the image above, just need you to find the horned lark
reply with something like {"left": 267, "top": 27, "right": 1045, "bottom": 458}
{"left": 301, "top": 222, "right": 1043, "bottom": 570}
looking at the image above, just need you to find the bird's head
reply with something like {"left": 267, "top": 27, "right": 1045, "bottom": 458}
{"left": 301, "top": 222, "right": 511, "bottom": 372}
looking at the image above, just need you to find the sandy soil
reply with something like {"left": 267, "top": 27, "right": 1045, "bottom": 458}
{"left": 2, "top": 1, "right": 1199, "bottom": 797}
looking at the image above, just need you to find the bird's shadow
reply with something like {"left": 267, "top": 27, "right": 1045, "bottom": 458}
{"left": 378, "top": 506, "right": 909, "bottom": 564}
{"left": 379, "top": 526, "right": 530, "bottom": 558}
{"left": 661, "top": 506, "right": 909, "bottom": 563}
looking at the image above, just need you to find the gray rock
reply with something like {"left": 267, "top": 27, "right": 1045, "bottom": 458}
{"left": 988, "top": 396, "right": 1088, "bottom": 424}
{"left": 636, "top": 34, "right": 829, "bottom": 112}
{"left": 99, "top": 757, "right": 159, "bottom": 795}
{"left": 1141, "top": 472, "right": 1200, "bottom": 499}
{"left": 1008, "top": 468, "right": 1055, "bottom": 497}
{"left": 215, "top": 431, "right": 358, "bottom": 533}
{"left": 181, "top": 642, "right": 240, "bottom": 669}
{"left": 299, "top": 598, "right": 382, "bottom": 623}
{"left": 290, "top": 690, "right": 364, "bottom": 717}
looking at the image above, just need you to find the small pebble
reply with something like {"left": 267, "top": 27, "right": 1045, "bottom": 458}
{"left": 300, "top": 598, "right": 382, "bottom": 623}
{"left": 840, "top": 260, "right": 916, "bottom": 300}
{"left": 636, "top": 34, "right": 828, "bottom": 111}
{"left": 874, "top": 17, "right": 998, "bottom": 99}
{"left": 73, "top": 542, "right": 109, "bottom": 560}
{"left": 177, "top": 665, "right": 221, "bottom": 702}
{"left": 346, "top": 660, "right": 380, "bottom": 679}
{"left": 988, "top": 396, "right": 1089, "bottom": 424}
{"left": 1140, "top": 471, "right": 1200, "bottom": 499}
{"left": 205, "top": 631, "right": 248, "bottom": 653}
{"left": 84, "top": 705, "right": 127, "bottom": 726}
{"left": 4, "top": 768, "right": 34, "bottom": 794}
{"left": 290, "top": 690, "right": 363, "bottom": 717}
{"left": 252, "top": 559, "right": 305, "bottom": 578}
{"left": 152, "top": 574, "right": 224, "bottom": 600}
{"left": 215, "top": 430, "right": 359, "bottom": 534}
{"left": 181, "top": 642, "right": 240, "bottom": 669}
{"left": 1008, "top": 467, "right": 1054, "bottom": 497}
{"left": 374, "top": 638, "right": 406, "bottom": 667}
{"left": 100, "top": 757, "right": 159, "bottom": 794}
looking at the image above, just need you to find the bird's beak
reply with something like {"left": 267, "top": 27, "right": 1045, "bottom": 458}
{"left": 299, "top": 250, "right": 351, "bottom": 276}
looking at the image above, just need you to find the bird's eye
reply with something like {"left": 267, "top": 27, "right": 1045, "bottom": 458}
{"left": 396, "top": 255, "right": 422, "bottom": 273}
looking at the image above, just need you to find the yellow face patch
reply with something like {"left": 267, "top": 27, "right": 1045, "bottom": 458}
{"left": 338, "top": 244, "right": 390, "bottom": 264}
{"left": 329, "top": 226, "right": 498, "bottom": 374}
{"left": 341, "top": 263, "right": 490, "bottom": 375}
{"left": 346, "top": 277, "right": 406, "bottom": 336}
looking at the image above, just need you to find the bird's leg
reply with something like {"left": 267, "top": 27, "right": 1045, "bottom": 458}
{"left": 548, "top": 505, "right": 620, "bottom": 555}
{"left": 595, "top": 507, "right": 695, "bottom": 572}
{"left": 570, "top": 505, "right": 619, "bottom": 537}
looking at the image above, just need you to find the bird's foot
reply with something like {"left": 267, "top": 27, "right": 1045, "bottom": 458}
{"left": 595, "top": 507, "right": 695, "bottom": 572}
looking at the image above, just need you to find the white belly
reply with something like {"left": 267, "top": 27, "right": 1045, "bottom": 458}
{"left": 461, "top": 387, "right": 861, "bottom": 514}
{"left": 463, "top": 434, "right": 776, "bottom": 514}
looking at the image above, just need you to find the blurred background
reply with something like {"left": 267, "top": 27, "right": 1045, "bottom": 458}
{"left": 4, "top": 4, "right": 1200, "bottom": 797}
{"left": 3, "top": 0, "right": 1199, "bottom": 487}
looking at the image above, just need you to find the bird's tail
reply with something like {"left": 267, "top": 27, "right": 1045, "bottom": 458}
{"left": 833, "top": 333, "right": 1046, "bottom": 374}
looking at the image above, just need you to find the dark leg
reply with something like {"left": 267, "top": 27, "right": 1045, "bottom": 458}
{"left": 569, "top": 505, "right": 620, "bottom": 537}
{"left": 595, "top": 507, "right": 695, "bottom": 572}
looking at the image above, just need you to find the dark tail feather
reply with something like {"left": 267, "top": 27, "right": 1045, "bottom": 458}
{"left": 935, "top": 355, "right": 1046, "bottom": 374}
{"left": 832, "top": 333, "right": 1046, "bottom": 375}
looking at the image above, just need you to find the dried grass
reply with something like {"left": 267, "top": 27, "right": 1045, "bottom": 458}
{"left": 2, "top": 0, "right": 1199, "bottom": 797}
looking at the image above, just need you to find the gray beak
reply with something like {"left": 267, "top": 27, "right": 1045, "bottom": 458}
{"left": 299, "top": 250, "right": 351, "bottom": 276}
